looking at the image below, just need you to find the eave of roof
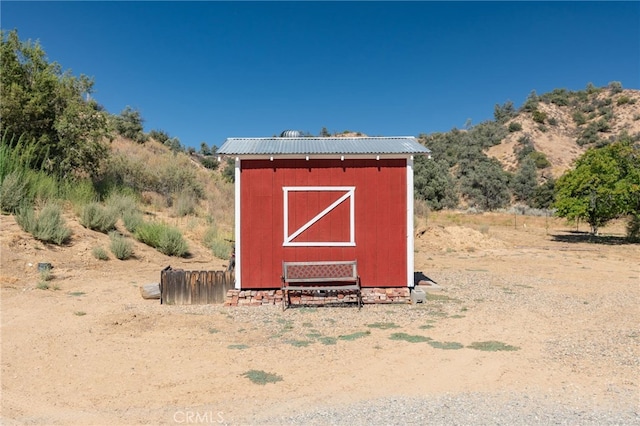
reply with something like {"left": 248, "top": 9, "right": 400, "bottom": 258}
{"left": 217, "top": 136, "right": 431, "bottom": 156}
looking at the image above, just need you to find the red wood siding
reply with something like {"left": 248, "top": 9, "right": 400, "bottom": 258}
{"left": 240, "top": 159, "right": 407, "bottom": 288}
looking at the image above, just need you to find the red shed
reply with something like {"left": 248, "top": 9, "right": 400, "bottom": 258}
{"left": 217, "top": 132, "right": 430, "bottom": 295}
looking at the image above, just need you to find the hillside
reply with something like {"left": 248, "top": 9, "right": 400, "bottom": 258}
{"left": 486, "top": 88, "right": 640, "bottom": 178}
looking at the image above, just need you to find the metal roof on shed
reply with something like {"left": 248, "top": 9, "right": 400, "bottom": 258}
{"left": 217, "top": 136, "right": 430, "bottom": 156}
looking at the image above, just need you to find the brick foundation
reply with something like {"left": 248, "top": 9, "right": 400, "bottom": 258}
{"left": 224, "top": 287, "right": 410, "bottom": 307}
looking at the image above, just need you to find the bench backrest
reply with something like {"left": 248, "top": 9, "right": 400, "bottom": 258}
{"left": 282, "top": 261, "right": 358, "bottom": 282}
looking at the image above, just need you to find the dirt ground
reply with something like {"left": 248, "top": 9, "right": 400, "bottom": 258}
{"left": 1, "top": 211, "right": 638, "bottom": 424}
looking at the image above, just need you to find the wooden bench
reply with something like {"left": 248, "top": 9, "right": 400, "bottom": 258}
{"left": 281, "top": 260, "right": 362, "bottom": 310}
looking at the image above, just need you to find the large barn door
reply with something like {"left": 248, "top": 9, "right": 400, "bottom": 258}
{"left": 283, "top": 186, "right": 355, "bottom": 247}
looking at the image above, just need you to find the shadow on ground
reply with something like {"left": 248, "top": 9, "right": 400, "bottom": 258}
{"left": 551, "top": 231, "right": 636, "bottom": 246}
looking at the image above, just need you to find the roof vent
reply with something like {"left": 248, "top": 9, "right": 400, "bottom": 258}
{"left": 280, "top": 130, "right": 302, "bottom": 138}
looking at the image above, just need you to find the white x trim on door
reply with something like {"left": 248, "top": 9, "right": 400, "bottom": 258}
{"left": 282, "top": 186, "right": 355, "bottom": 247}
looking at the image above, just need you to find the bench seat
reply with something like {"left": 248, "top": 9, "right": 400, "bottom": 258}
{"left": 281, "top": 261, "right": 362, "bottom": 310}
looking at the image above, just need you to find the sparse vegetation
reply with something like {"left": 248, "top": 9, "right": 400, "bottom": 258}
{"left": 367, "top": 322, "right": 400, "bottom": 330}
{"left": 36, "top": 281, "right": 49, "bottom": 290}
{"left": 338, "top": 331, "right": 370, "bottom": 341}
{"left": 92, "top": 246, "right": 110, "bottom": 260}
{"left": 228, "top": 344, "right": 249, "bottom": 350}
{"left": 203, "top": 225, "right": 232, "bottom": 260}
{"left": 389, "top": 333, "right": 431, "bottom": 343}
{"left": 467, "top": 341, "right": 520, "bottom": 351}
{"left": 428, "top": 341, "right": 464, "bottom": 350}
{"left": 242, "top": 370, "right": 283, "bottom": 385}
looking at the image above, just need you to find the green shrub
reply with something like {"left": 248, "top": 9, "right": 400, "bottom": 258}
{"left": 122, "top": 210, "right": 144, "bottom": 233}
{"left": 627, "top": 215, "right": 640, "bottom": 242}
{"left": 222, "top": 159, "right": 235, "bottom": 183}
{"left": 61, "top": 178, "right": 98, "bottom": 207}
{"left": 109, "top": 231, "right": 133, "bottom": 260}
{"left": 608, "top": 81, "right": 623, "bottom": 94}
{"left": 242, "top": 370, "right": 283, "bottom": 385}
{"left": 200, "top": 156, "right": 219, "bottom": 170}
{"left": 157, "top": 227, "right": 189, "bottom": 257}
{"left": 113, "top": 107, "right": 147, "bottom": 143}
{"left": 616, "top": 95, "right": 631, "bottom": 106}
{"left": 508, "top": 122, "right": 522, "bottom": 132}
{"left": 203, "top": 226, "right": 231, "bottom": 259}
{"left": 572, "top": 111, "right": 587, "bottom": 126}
{"left": 532, "top": 110, "right": 547, "bottom": 124}
{"left": 104, "top": 191, "right": 139, "bottom": 216}
{"left": 135, "top": 221, "right": 164, "bottom": 246}
{"left": 135, "top": 221, "right": 189, "bottom": 257}
{"left": 539, "top": 88, "right": 570, "bottom": 106}
{"left": 79, "top": 202, "right": 118, "bottom": 233}
{"left": 529, "top": 151, "right": 551, "bottom": 169}
{"left": 16, "top": 203, "right": 71, "bottom": 245}
{"left": 0, "top": 170, "right": 29, "bottom": 213}
{"left": 92, "top": 246, "right": 110, "bottom": 260}
{"left": 24, "top": 169, "right": 59, "bottom": 204}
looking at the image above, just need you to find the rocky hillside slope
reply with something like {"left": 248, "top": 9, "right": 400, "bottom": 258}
{"left": 486, "top": 88, "right": 640, "bottom": 178}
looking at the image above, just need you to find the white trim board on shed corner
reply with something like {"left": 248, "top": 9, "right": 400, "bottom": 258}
{"left": 282, "top": 186, "right": 355, "bottom": 247}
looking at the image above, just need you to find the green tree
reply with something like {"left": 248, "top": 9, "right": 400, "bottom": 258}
{"left": 512, "top": 158, "right": 538, "bottom": 204}
{"left": 458, "top": 158, "right": 510, "bottom": 211}
{"left": 413, "top": 157, "right": 458, "bottom": 210}
{"left": 521, "top": 90, "right": 539, "bottom": 112}
{"left": 149, "top": 129, "right": 170, "bottom": 145}
{"left": 531, "top": 177, "right": 555, "bottom": 209}
{"left": 554, "top": 139, "right": 639, "bottom": 234}
{"left": 494, "top": 101, "right": 516, "bottom": 124}
{"left": 113, "top": 106, "right": 146, "bottom": 143}
{"left": 608, "top": 81, "right": 623, "bottom": 94}
{"left": 0, "top": 30, "right": 111, "bottom": 179}
{"left": 199, "top": 142, "right": 212, "bottom": 156}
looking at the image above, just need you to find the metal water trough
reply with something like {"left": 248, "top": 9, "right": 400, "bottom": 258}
{"left": 160, "top": 268, "right": 235, "bottom": 305}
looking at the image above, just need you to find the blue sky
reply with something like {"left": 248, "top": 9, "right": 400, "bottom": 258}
{"left": 2, "top": 1, "right": 639, "bottom": 150}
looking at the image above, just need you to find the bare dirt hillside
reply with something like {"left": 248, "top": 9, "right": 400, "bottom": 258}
{"left": 486, "top": 89, "right": 640, "bottom": 178}
{"left": 2, "top": 211, "right": 638, "bottom": 424}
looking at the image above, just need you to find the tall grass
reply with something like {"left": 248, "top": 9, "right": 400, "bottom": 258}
{"left": 173, "top": 189, "right": 198, "bottom": 217}
{"left": 203, "top": 224, "right": 232, "bottom": 260}
{"left": 105, "top": 141, "right": 204, "bottom": 199}
{"left": 0, "top": 170, "right": 28, "bottom": 213}
{"left": 0, "top": 132, "right": 39, "bottom": 183}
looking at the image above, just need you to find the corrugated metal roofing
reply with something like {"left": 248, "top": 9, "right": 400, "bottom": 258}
{"left": 217, "top": 136, "right": 430, "bottom": 156}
